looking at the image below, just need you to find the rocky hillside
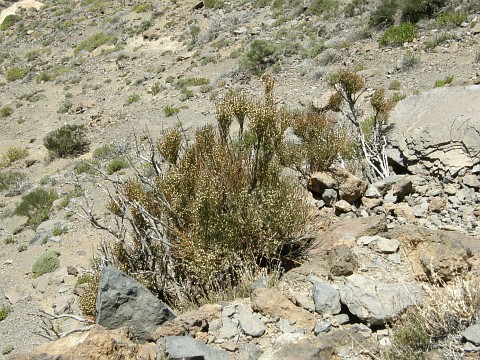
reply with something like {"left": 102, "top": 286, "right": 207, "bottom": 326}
{"left": 0, "top": 0, "right": 480, "bottom": 358}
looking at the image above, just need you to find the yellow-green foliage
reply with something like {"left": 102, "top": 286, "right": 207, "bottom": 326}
{"left": 32, "top": 250, "right": 60, "bottom": 278}
{"left": 0, "top": 15, "right": 18, "bottom": 31}
{"left": 74, "top": 32, "right": 116, "bottom": 54}
{"left": 380, "top": 23, "right": 418, "bottom": 47}
{"left": 79, "top": 274, "right": 99, "bottom": 317}
{"left": 132, "top": 2, "right": 151, "bottom": 13}
{"left": 105, "top": 76, "right": 310, "bottom": 307}
{"left": 0, "top": 147, "right": 28, "bottom": 168}
{"left": 15, "top": 188, "right": 58, "bottom": 228}
{"left": 5, "top": 67, "right": 27, "bottom": 82}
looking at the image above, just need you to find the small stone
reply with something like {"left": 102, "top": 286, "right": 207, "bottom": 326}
{"left": 67, "top": 266, "right": 78, "bottom": 276}
{"left": 221, "top": 340, "right": 238, "bottom": 352}
{"left": 237, "top": 308, "right": 266, "bottom": 337}
{"left": 218, "top": 316, "right": 238, "bottom": 339}
{"left": 313, "top": 321, "right": 332, "bottom": 335}
{"left": 332, "top": 313, "right": 349, "bottom": 325}
{"left": 384, "top": 191, "right": 397, "bottom": 203}
{"left": 372, "top": 237, "right": 400, "bottom": 254}
{"left": 313, "top": 282, "right": 341, "bottom": 316}
{"left": 335, "top": 200, "right": 354, "bottom": 213}
{"left": 322, "top": 189, "right": 337, "bottom": 207}
{"left": 222, "top": 305, "right": 236, "bottom": 317}
{"left": 462, "top": 324, "right": 480, "bottom": 346}
{"left": 379, "top": 337, "right": 391, "bottom": 347}
{"left": 464, "top": 342, "right": 480, "bottom": 352}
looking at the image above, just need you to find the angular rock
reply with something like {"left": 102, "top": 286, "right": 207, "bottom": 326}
{"left": 340, "top": 275, "right": 423, "bottom": 325}
{"left": 371, "top": 175, "right": 405, "bottom": 196}
{"left": 463, "top": 174, "right": 480, "bottom": 189}
{"left": 163, "top": 335, "right": 233, "bottom": 360}
{"left": 313, "top": 282, "right": 341, "bottom": 315}
{"left": 237, "top": 307, "right": 266, "bottom": 337}
{"left": 387, "top": 86, "right": 480, "bottom": 176}
{"left": 322, "top": 189, "right": 337, "bottom": 207}
{"left": 308, "top": 172, "right": 337, "bottom": 196}
{"left": 462, "top": 324, "right": 480, "bottom": 346}
{"left": 339, "top": 173, "right": 368, "bottom": 204}
{"left": 371, "top": 237, "right": 400, "bottom": 253}
{"left": 251, "top": 288, "right": 316, "bottom": 331}
{"left": 428, "top": 197, "right": 447, "bottom": 213}
{"left": 258, "top": 333, "right": 334, "bottom": 360}
{"left": 96, "top": 267, "right": 176, "bottom": 341}
{"left": 218, "top": 316, "right": 238, "bottom": 339}
{"left": 328, "top": 245, "right": 358, "bottom": 276}
{"left": 314, "top": 320, "right": 332, "bottom": 335}
{"left": 334, "top": 199, "right": 354, "bottom": 213}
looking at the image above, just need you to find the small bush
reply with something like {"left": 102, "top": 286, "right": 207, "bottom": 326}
{"left": 389, "top": 80, "right": 401, "bottom": 90}
{"left": 306, "top": 0, "right": 340, "bottom": 17}
{"left": 57, "top": 99, "right": 72, "bottom": 114}
{"left": 74, "top": 160, "right": 95, "bottom": 175}
{"left": 125, "top": 94, "right": 140, "bottom": 105}
{"left": 0, "top": 171, "right": 27, "bottom": 194}
{"left": 0, "top": 15, "right": 18, "bottom": 31}
{"left": 92, "top": 143, "right": 121, "bottom": 161}
{"left": 35, "top": 71, "right": 54, "bottom": 83}
{"left": 179, "top": 88, "right": 193, "bottom": 101}
{"left": 15, "top": 188, "right": 58, "bottom": 228}
{"left": 380, "top": 23, "right": 417, "bottom": 47}
{"left": 5, "top": 67, "right": 27, "bottom": 82}
{"left": 241, "top": 40, "right": 279, "bottom": 76}
{"left": 369, "top": 0, "right": 398, "bottom": 28}
{"left": 74, "top": 32, "right": 116, "bottom": 54}
{"left": 163, "top": 105, "right": 180, "bottom": 117}
{"left": 434, "top": 75, "right": 453, "bottom": 87}
{"left": 436, "top": 11, "right": 467, "bottom": 27}
{"left": 0, "top": 305, "right": 11, "bottom": 321}
{"left": 106, "top": 157, "right": 128, "bottom": 174}
{"left": 32, "top": 250, "right": 60, "bottom": 278}
{"left": 398, "top": 50, "right": 420, "bottom": 71}
{"left": 151, "top": 82, "right": 161, "bottom": 95}
{"left": 1, "top": 106, "right": 12, "bottom": 117}
{"left": 17, "top": 244, "right": 27, "bottom": 252}
{"left": 132, "top": 2, "right": 151, "bottom": 12}
{"left": 1, "top": 344, "right": 14, "bottom": 355}
{"left": 53, "top": 225, "right": 68, "bottom": 236}
{"left": 79, "top": 273, "right": 99, "bottom": 317}
{"left": 3, "top": 236, "right": 14, "bottom": 245}
{"left": 0, "top": 147, "right": 28, "bottom": 168}
{"left": 75, "top": 274, "right": 92, "bottom": 287}
{"left": 401, "top": 0, "right": 446, "bottom": 23}
{"left": 44, "top": 124, "right": 90, "bottom": 158}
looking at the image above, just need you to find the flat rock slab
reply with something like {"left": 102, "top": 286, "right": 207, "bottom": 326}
{"left": 96, "top": 266, "right": 176, "bottom": 341}
{"left": 163, "top": 335, "right": 233, "bottom": 360}
{"left": 340, "top": 275, "right": 423, "bottom": 326}
{"left": 259, "top": 333, "right": 334, "bottom": 360}
{"left": 313, "top": 282, "right": 341, "bottom": 315}
{"left": 237, "top": 307, "right": 266, "bottom": 337}
{"left": 462, "top": 324, "right": 480, "bottom": 346}
{"left": 388, "top": 86, "right": 480, "bottom": 176}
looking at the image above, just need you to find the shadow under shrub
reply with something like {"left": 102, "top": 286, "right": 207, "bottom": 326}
{"left": 44, "top": 124, "right": 90, "bottom": 158}
{"left": 87, "top": 76, "right": 310, "bottom": 308}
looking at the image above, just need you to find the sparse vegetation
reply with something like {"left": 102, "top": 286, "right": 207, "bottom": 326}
{"left": 398, "top": 50, "right": 420, "bottom": 71}
{"left": 1, "top": 15, "right": 19, "bottom": 31}
{"left": 44, "top": 124, "right": 90, "bottom": 158}
{"left": 0, "top": 171, "right": 26, "bottom": 192}
{"left": 0, "top": 147, "right": 28, "bottom": 168}
{"left": 32, "top": 250, "right": 60, "bottom": 278}
{"left": 380, "top": 23, "right": 417, "bottom": 47}
{"left": 163, "top": 105, "right": 180, "bottom": 117}
{"left": 132, "top": 2, "right": 152, "bottom": 13}
{"left": 15, "top": 188, "right": 58, "bottom": 228}
{"left": 74, "top": 32, "right": 116, "bottom": 54}
{"left": 17, "top": 244, "right": 27, "bottom": 252}
{"left": 106, "top": 157, "right": 129, "bottom": 174}
{"left": 125, "top": 94, "right": 140, "bottom": 105}
{"left": 5, "top": 67, "right": 27, "bottom": 82}
{"left": 1, "top": 105, "right": 12, "bottom": 117}
{"left": 0, "top": 305, "right": 11, "bottom": 321}
{"left": 241, "top": 40, "right": 279, "bottom": 76}
{"left": 1, "top": 344, "right": 14, "bottom": 355}
{"left": 434, "top": 75, "right": 454, "bottom": 87}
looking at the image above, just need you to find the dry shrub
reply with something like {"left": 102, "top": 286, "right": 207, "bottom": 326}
{"left": 387, "top": 274, "right": 480, "bottom": 359}
{"left": 91, "top": 75, "right": 311, "bottom": 309}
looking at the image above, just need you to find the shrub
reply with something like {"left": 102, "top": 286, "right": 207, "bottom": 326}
{"left": 380, "top": 23, "right": 417, "bottom": 47}
{"left": 125, "top": 94, "right": 140, "bottom": 105}
{"left": 3, "top": 236, "right": 14, "bottom": 245}
{"left": 74, "top": 32, "right": 116, "bottom": 54}
{"left": 1, "top": 106, "right": 12, "bottom": 117}
{"left": 398, "top": 50, "right": 420, "bottom": 71}
{"left": 306, "top": 0, "right": 340, "bottom": 17}
{"left": 43, "top": 124, "right": 90, "bottom": 158}
{"left": 57, "top": 99, "right": 72, "bottom": 114}
{"left": 92, "top": 76, "right": 309, "bottom": 308}
{"left": 436, "top": 11, "right": 467, "bottom": 27}
{"left": 74, "top": 160, "right": 95, "bottom": 175}
{"left": 32, "top": 250, "right": 60, "bottom": 278}
{"left": 1, "top": 344, "right": 14, "bottom": 355}
{"left": 0, "top": 147, "right": 28, "bottom": 168}
{"left": 241, "top": 40, "right": 279, "bottom": 76}
{"left": 106, "top": 157, "right": 128, "bottom": 174}
{"left": 5, "top": 67, "right": 27, "bottom": 82}
{"left": 132, "top": 2, "right": 151, "bottom": 12}
{"left": 0, "top": 171, "right": 26, "bottom": 191}
{"left": 0, "top": 305, "right": 11, "bottom": 321}
{"left": 15, "top": 188, "right": 58, "bottom": 228}
{"left": 151, "top": 82, "right": 161, "bottom": 95}
{"left": 434, "top": 75, "right": 453, "bottom": 87}
{"left": 163, "top": 105, "right": 180, "bottom": 117}
{"left": 92, "top": 143, "right": 123, "bottom": 161}
{"left": 17, "top": 244, "right": 27, "bottom": 252}
{"left": 369, "top": 0, "right": 398, "bottom": 28}
{"left": 401, "top": 0, "right": 446, "bottom": 23}
{"left": 0, "top": 15, "right": 18, "bottom": 31}
{"left": 386, "top": 275, "right": 480, "bottom": 358}
{"left": 79, "top": 273, "right": 99, "bottom": 316}
{"left": 389, "top": 80, "right": 401, "bottom": 90}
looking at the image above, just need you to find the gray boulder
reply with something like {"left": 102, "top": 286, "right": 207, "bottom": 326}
{"left": 96, "top": 266, "right": 176, "bottom": 341}
{"left": 162, "top": 335, "right": 233, "bottom": 360}
{"left": 387, "top": 86, "right": 480, "bottom": 176}
{"left": 339, "top": 275, "right": 422, "bottom": 325}
{"left": 462, "top": 324, "right": 480, "bottom": 346}
{"left": 313, "top": 282, "right": 341, "bottom": 315}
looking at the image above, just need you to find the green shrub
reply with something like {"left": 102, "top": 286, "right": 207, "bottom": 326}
{"left": 0, "top": 305, "right": 11, "bottom": 321}
{"left": 35, "top": 71, "right": 54, "bottom": 83}
{"left": 151, "top": 81, "right": 161, "bottom": 95}
{"left": 380, "top": 23, "right": 417, "bottom": 47}
{"left": 15, "top": 188, "right": 58, "bottom": 228}
{"left": 1, "top": 344, "right": 14, "bottom": 355}
{"left": 241, "top": 40, "right": 279, "bottom": 76}
{"left": 74, "top": 32, "right": 116, "bottom": 54}
{"left": 436, "top": 11, "right": 467, "bottom": 27}
{"left": 434, "top": 75, "right": 453, "bottom": 87}
{"left": 98, "top": 76, "right": 309, "bottom": 308}
{"left": 106, "top": 157, "right": 128, "bottom": 174}
{"left": 204, "top": 0, "right": 224, "bottom": 9}
{"left": 0, "top": 15, "right": 19, "bottom": 31}
{"left": 0, "top": 147, "right": 28, "bottom": 168}
{"left": 5, "top": 67, "right": 27, "bottom": 82}
{"left": 0, "top": 171, "right": 26, "bottom": 191}
{"left": 43, "top": 124, "right": 90, "bottom": 158}
{"left": 74, "top": 160, "right": 95, "bottom": 175}
{"left": 345, "top": 0, "right": 367, "bottom": 17}
{"left": 401, "top": 0, "right": 446, "bottom": 23}
{"left": 53, "top": 225, "right": 68, "bottom": 236}
{"left": 369, "top": 0, "right": 398, "bottom": 27}
{"left": 79, "top": 273, "right": 99, "bottom": 316}
{"left": 3, "top": 236, "right": 14, "bottom": 245}
{"left": 57, "top": 99, "right": 72, "bottom": 114}
{"left": 306, "top": 0, "right": 340, "bottom": 17}
{"left": 75, "top": 274, "right": 92, "bottom": 287}
{"left": 17, "top": 244, "right": 27, "bottom": 252}
{"left": 179, "top": 88, "right": 193, "bottom": 101}
{"left": 1, "top": 106, "right": 12, "bottom": 117}
{"left": 125, "top": 94, "right": 140, "bottom": 105}
{"left": 163, "top": 105, "right": 180, "bottom": 117}
{"left": 32, "top": 250, "right": 60, "bottom": 278}
{"left": 132, "top": 2, "right": 151, "bottom": 12}
{"left": 398, "top": 50, "right": 420, "bottom": 71}
{"left": 92, "top": 143, "right": 121, "bottom": 161}
{"left": 389, "top": 80, "right": 401, "bottom": 90}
